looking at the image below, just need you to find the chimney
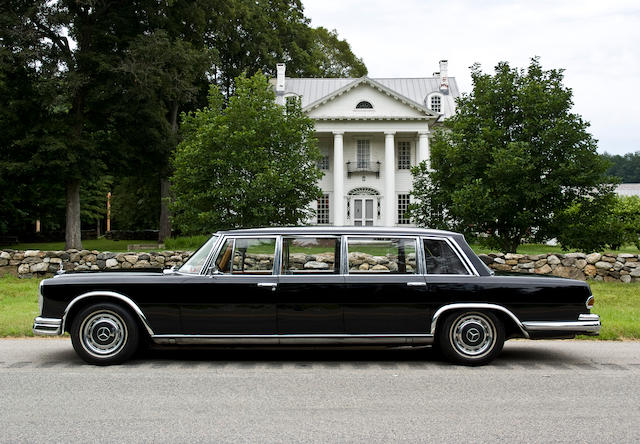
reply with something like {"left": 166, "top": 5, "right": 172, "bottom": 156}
{"left": 439, "top": 60, "right": 449, "bottom": 94}
{"left": 276, "top": 63, "right": 286, "bottom": 93}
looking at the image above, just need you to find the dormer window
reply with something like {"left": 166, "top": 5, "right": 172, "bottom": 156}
{"left": 355, "top": 101, "right": 373, "bottom": 109}
{"left": 430, "top": 95, "right": 442, "bottom": 113}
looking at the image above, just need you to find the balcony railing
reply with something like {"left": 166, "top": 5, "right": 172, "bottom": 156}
{"left": 346, "top": 161, "right": 381, "bottom": 178}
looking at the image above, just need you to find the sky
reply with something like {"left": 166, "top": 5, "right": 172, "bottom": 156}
{"left": 303, "top": 0, "right": 640, "bottom": 155}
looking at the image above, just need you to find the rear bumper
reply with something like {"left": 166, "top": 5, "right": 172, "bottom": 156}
{"left": 523, "top": 314, "right": 601, "bottom": 336}
{"left": 33, "top": 317, "right": 63, "bottom": 336}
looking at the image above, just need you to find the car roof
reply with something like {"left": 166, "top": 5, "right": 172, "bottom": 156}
{"left": 214, "top": 226, "right": 462, "bottom": 238}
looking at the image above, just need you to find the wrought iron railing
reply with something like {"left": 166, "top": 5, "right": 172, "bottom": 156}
{"left": 346, "top": 161, "right": 381, "bottom": 178}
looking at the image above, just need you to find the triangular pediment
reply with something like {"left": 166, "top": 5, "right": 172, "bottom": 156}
{"left": 304, "top": 77, "right": 438, "bottom": 120}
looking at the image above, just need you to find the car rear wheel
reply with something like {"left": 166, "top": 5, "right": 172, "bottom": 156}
{"left": 437, "top": 311, "right": 504, "bottom": 366}
{"left": 71, "top": 303, "right": 139, "bottom": 365}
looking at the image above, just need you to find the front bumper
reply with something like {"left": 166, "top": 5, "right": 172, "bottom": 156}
{"left": 523, "top": 313, "right": 601, "bottom": 336}
{"left": 33, "top": 317, "right": 63, "bottom": 336}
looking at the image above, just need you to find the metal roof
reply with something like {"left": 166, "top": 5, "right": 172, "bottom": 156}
{"left": 284, "top": 76, "right": 460, "bottom": 113}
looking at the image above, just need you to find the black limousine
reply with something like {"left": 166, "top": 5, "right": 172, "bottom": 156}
{"left": 34, "top": 227, "right": 600, "bottom": 365}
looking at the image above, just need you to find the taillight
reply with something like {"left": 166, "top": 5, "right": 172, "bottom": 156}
{"left": 586, "top": 295, "right": 595, "bottom": 310}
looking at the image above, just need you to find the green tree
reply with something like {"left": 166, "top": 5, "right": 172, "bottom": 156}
{"left": 171, "top": 73, "right": 322, "bottom": 234}
{"left": 409, "top": 58, "right": 614, "bottom": 253}
{"left": 306, "top": 27, "right": 367, "bottom": 78}
{"left": 602, "top": 151, "right": 640, "bottom": 183}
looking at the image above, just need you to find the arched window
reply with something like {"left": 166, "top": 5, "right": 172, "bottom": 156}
{"left": 355, "top": 101, "right": 373, "bottom": 109}
{"left": 430, "top": 95, "right": 442, "bottom": 113}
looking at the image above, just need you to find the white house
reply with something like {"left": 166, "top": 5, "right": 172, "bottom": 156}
{"left": 274, "top": 60, "right": 460, "bottom": 227}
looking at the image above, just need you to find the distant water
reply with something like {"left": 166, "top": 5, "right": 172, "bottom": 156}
{"left": 616, "top": 183, "right": 640, "bottom": 196}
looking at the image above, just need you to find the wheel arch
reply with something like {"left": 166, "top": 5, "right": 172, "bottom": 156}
{"left": 62, "top": 291, "right": 154, "bottom": 337}
{"left": 430, "top": 303, "right": 529, "bottom": 339}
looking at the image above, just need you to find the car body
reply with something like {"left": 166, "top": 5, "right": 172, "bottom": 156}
{"left": 34, "top": 227, "right": 600, "bottom": 365}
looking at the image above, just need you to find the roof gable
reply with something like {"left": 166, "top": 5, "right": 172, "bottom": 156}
{"left": 303, "top": 77, "right": 439, "bottom": 121}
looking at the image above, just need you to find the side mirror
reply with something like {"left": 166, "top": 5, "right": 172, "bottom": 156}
{"left": 163, "top": 266, "right": 178, "bottom": 275}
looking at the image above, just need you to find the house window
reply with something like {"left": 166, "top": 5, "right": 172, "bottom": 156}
{"left": 397, "top": 194, "right": 411, "bottom": 225}
{"left": 430, "top": 95, "right": 442, "bottom": 113}
{"left": 397, "top": 141, "right": 411, "bottom": 169}
{"left": 317, "top": 155, "right": 330, "bottom": 170}
{"left": 317, "top": 194, "right": 330, "bottom": 224}
{"left": 357, "top": 140, "right": 370, "bottom": 168}
{"left": 356, "top": 101, "right": 373, "bottom": 109}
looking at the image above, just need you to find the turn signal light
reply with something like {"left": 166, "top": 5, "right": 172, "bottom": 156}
{"left": 586, "top": 295, "right": 595, "bottom": 310}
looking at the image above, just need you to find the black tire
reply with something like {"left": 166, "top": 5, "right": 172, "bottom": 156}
{"left": 437, "top": 311, "right": 505, "bottom": 366}
{"left": 70, "top": 302, "right": 140, "bottom": 365}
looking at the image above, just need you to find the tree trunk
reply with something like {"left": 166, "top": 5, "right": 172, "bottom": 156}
{"left": 159, "top": 102, "right": 180, "bottom": 243}
{"left": 159, "top": 178, "right": 171, "bottom": 242}
{"left": 65, "top": 181, "right": 83, "bottom": 250}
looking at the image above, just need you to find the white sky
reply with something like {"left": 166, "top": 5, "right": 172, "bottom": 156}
{"left": 303, "top": 0, "right": 640, "bottom": 155}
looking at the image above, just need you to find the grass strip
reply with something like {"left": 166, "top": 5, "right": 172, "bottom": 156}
{"left": 0, "top": 275, "right": 638, "bottom": 339}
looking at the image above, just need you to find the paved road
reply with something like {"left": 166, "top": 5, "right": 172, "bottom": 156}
{"left": 1, "top": 339, "right": 639, "bottom": 443}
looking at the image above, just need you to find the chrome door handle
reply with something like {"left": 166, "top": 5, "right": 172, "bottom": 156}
{"left": 257, "top": 282, "right": 277, "bottom": 291}
{"left": 407, "top": 282, "right": 427, "bottom": 287}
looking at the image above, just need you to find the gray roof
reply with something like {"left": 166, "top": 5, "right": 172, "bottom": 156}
{"left": 284, "top": 76, "right": 460, "bottom": 109}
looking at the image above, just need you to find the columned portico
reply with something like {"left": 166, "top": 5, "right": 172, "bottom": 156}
{"left": 384, "top": 131, "right": 395, "bottom": 226}
{"left": 333, "top": 131, "right": 345, "bottom": 225}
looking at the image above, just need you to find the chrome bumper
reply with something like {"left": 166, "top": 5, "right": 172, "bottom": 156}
{"left": 33, "top": 317, "right": 63, "bottom": 336}
{"left": 523, "top": 314, "right": 601, "bottom": 336}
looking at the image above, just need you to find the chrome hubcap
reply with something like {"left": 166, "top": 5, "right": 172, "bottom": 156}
{"left": 450, "top": 313, "right": 495, "bottom": 357}
{"left": 80, "top": 310, "right": 127, "bottom": 357}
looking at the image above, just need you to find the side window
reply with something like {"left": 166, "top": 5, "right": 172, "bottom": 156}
{"left": 282, "top": 237, "right": 340, "bottom": 274}
{"left": 347, "top": 237, "right": 417, "bottom": 274}
{"left": 232, "top": 238, "right": 276, "bottom": 274}
{"left": 214, "top": 239, "right": 233, "bottom": 274}
{"left": 423, "top": 238, "right": 469, "bottom": 275}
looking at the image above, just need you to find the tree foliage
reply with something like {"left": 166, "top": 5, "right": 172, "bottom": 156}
{"left": 409, "top": 58, "right": 614, "bottom": 252}
{"left": 171, "top": 73, "right": 323, "bottom": 234}
{"left": 555, "top": 195, "right": 640, "bottom": 252}
{"left": 602, "top": 151, "right": 640, "bottom": 183}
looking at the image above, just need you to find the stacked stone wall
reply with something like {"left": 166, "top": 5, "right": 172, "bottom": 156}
{"left": 1, "top": 249, "right": 638, "bottom": 282}
{"left": 478, "top": 253, "right": 640, "bottom": 283}
{"left": 0, "top": 249, "right": 191, "bottom": 279}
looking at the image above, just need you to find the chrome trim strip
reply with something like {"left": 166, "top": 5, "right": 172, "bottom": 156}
{"left": 33, "top": 317, "right": 62, "bottom": 336}
{"left": 523, "top": 314, "right": 601, "bottom": 335}
{"left": 430, "top": 303, "right": 530, "bottom": 338}
{"left": 151, "top": 333, "right": 434, "bottom": 345}
{"left": 62, "top": 291, "right": 155, "bottom": 336}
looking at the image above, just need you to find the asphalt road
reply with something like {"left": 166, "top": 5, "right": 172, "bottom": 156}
{"left": 1, "top": 338, "right": 639, "bottom": 443}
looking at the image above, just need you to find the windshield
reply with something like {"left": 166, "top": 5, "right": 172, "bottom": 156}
{"left": 178, "top": 235, "right": 219, "bottom": 274}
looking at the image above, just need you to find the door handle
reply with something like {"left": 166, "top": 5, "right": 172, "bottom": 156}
{"left": 406, "top": 282, "right": 427, "bottom": 287}
{"left": 257, "top": 282, "right": 278, "bottom": 291}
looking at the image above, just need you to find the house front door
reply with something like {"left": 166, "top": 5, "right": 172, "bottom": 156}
{"left": 353, "top": 198, "right": 374, "bottom": 226}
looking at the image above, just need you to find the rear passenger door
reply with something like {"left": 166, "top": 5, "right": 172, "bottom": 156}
{"left": 342, "top": 236, "right": 430, "bottom": 334}
{"left": 277, "top": 236, "right": 345, "bottom": 334}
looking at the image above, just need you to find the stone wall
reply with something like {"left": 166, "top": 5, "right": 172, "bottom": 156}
{"left": 0, "top": 249, "right": 192, "bottom": 279}
{"left": 1, "top": 248, "right": 639, "bottom": 282}
{"left": 478, "top": 253, "right": 640, "bottom": 283}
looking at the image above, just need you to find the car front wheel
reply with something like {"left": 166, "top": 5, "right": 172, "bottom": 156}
{"left": 438, "top": 311, "right": 504, "bottom": 366}
{"left": 71, "top": 303, "right": 139, "bottom": 365}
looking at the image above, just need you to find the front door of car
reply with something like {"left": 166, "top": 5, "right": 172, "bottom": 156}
{"left": 276, "top": 236, "right": 345, "bottom": 334}
{"left": 179, "top": 237, "right": 278, "bottom": 335}
{"left": 342, "top": 236, "right": 431, "bottom": 334}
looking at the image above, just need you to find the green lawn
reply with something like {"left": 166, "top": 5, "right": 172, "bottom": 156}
{"left": 4, "top": 239, "right": 161, "bottom": 252}
{"left": 1, "top": 275, "right": 638, "bottom": 339}
{"left": 469, "top": 242, "right": 640, "bottom": 256}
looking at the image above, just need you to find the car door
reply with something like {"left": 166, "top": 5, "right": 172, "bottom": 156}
{"left": 276, "top": 235, "right": 345, "bottom": 334}
{"left": 179, "top": 236, "right": 278, "bottom": 335}
{"left": 342, "top": 236, "right": 431, "bottom": 334}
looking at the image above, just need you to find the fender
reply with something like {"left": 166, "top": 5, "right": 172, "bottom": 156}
{"left": 62, "top": 291, "right": 155, "bottom": 336}
{"left": 430, "top": 303, "right": 529, "bottom": 338}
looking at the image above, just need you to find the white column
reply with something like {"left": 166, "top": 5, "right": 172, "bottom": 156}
{"left": 417, "top": 129, "right": 430, "bottom": 168}
{"left": 384, "top": 131, "right": 395, "bottom": 226}
{"left": 332, "top": 131, "right": 344, "bottom": 226}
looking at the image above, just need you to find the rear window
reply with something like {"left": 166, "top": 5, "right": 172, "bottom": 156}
{"left": 423, "top": 238, "right": 469, "bottom": 275}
